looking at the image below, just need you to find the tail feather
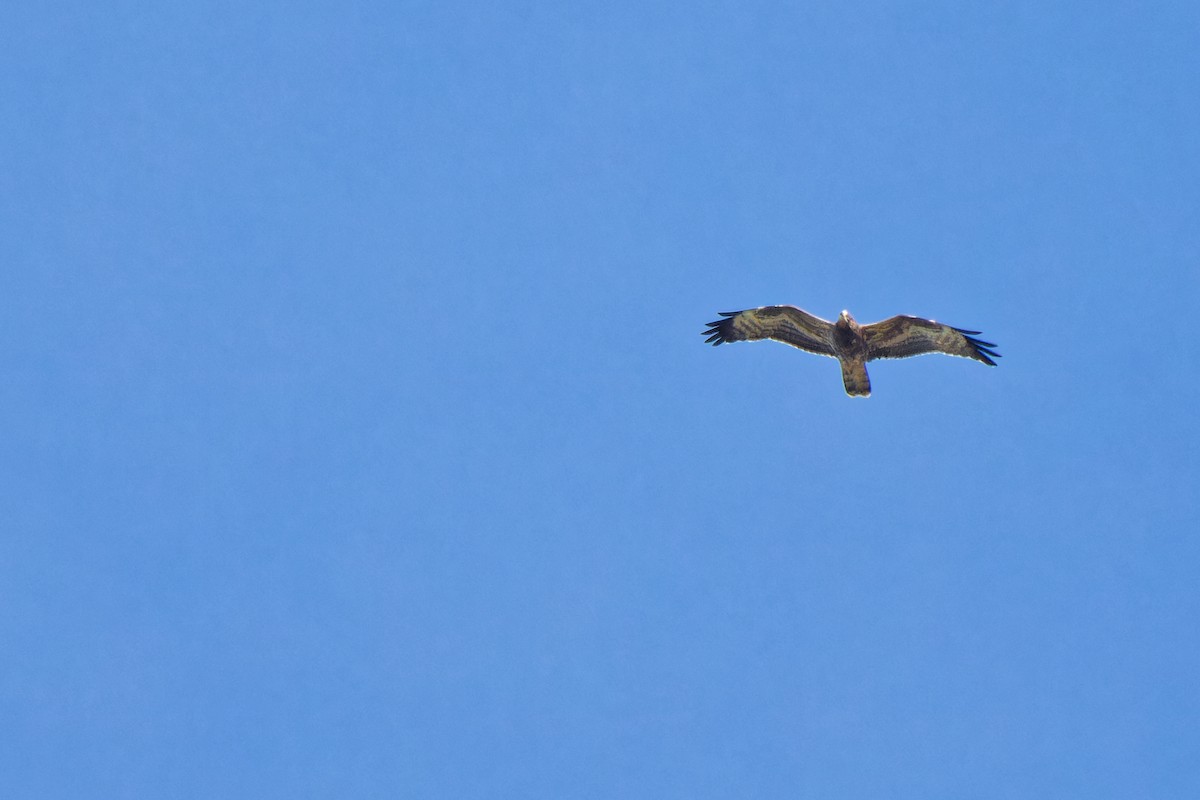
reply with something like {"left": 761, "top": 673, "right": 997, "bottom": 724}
{"left": 841, "top": 359, "right": 871, "bottom": 397}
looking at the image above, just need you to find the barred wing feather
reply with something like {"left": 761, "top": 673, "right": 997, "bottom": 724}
{"left": 862, "top": 316, "right": 1001, "bottom": 365}
{"left": 701, "top": 306, "right": 838, "bottom": 358}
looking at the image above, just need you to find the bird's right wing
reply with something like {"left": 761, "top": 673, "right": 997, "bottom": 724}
{"left": 702, "top": 306, "right": 837, "bottom": 358}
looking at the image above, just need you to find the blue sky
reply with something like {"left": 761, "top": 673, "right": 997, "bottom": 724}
{"left": 3, "top": 2, "right": 1198, "bottom": 797}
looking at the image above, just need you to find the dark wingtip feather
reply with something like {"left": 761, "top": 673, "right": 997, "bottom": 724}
{"left": 960, "top": 332, "right": 1002, "bottom": 365}
{"left": 952, "top": 326, "right": 983, "bottom": 335}
{"left": 702, "top": 321, "right": 727, "bottom": 345}
{"left": 702, "top": 311, "right": 744, "bottom": 345}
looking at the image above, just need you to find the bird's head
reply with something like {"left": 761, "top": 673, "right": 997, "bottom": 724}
{"left": 839, "top": 310, "right": 855, "bottom": 324}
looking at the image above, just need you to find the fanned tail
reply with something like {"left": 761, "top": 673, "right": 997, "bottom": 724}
{"left": 841, "top": 359, "right": 871, "bottom": 397}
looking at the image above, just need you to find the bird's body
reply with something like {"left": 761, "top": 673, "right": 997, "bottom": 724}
{"left": 702, "top": 306, "right": 1000, "bottom": 397}
{"left": 831, "top": 310, "right": 872, "bottom": 396}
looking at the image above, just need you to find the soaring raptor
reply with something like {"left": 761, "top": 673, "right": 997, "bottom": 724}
{"left": 702, "top": 306, "right": 1000, "bottom": 397}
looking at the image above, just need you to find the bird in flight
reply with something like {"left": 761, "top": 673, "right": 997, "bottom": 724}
{"left": 702, "top": 306, "right": 1000, "bottom": 397}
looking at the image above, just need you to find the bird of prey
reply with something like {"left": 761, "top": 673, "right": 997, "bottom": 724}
{"left": 702, "top": 306, "right": 1000, "bottom": 397}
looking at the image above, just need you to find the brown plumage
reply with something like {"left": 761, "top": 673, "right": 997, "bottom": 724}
{"left": 702, "top": 305, "right": 1000, "bottom": 397}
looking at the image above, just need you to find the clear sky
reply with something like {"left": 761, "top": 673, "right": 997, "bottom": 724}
{"left": 3, "top": 2, "right": 1198, "bottom": 798}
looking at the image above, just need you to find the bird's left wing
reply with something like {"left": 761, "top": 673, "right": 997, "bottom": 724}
{"left": 862, "top": 315, "right": 1000, "bottom": 365}
{"left": 702, "top": 306, "right": 837, "bottom": 357}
